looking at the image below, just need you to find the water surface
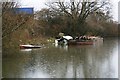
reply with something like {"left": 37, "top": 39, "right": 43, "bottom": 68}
{"left": 3, "top": 38, "right": 118, "bottom": 78}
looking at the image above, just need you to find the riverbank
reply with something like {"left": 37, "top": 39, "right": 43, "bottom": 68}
{"left": 3, "top": 34, "right": 119, "bottom": 51}
{"left": 3, "top": 36, "right": 55, "bottom": 50}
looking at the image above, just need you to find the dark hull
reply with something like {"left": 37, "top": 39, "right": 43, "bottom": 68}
{"left": 68, "top": 40, "right": 93, "bottom": 45}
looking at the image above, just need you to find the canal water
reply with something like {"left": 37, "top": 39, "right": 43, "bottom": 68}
{"left": 2, "top": 38, "right": 118, "bottom": 78}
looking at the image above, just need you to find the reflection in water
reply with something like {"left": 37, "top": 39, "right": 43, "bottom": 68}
{"left": 3, "top": 38, "right": 118, "bottom": 78}
{"left": 54, "top": 44, "right": 68, "bottom": 51}
{"left": 20, "top": 49, "right": 32, "bottom": 52}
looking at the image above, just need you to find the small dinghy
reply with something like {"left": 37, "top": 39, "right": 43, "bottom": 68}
{"left": 20, "top": 44, "right": 41, "bottom": 49}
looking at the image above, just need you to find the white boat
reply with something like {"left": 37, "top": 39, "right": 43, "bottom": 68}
{"left": 20, "top": 44, "right": 41, "bottom": 49}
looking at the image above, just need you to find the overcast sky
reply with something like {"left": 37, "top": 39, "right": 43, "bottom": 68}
{"left": 19, "top": 0, "right": 120, "bottom": 22}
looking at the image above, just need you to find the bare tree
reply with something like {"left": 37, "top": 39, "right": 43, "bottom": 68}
{"left": 46, "top": 0, "right": 110, "bottom": 35}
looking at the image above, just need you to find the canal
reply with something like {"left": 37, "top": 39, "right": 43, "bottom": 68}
{"left": 2, "top": 38, "right": 118, "bottom": 78}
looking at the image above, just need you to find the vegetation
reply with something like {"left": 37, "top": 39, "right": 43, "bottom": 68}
{"left": 2, "top": 1, "right": 119, "bottom": 49}
{"left": 35, "top": 0, "right": 118, "bottom": 36}
{"left": 2, "top": 2, "right": 39, "bottom": 50}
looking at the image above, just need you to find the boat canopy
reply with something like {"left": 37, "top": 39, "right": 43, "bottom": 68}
{"left": 63, "top": 36, "right": 73, "bottom": 40}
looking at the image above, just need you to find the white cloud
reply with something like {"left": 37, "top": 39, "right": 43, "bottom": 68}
{"left": 19, "top": 0, "right": 47, "bottom": 11}
{"left": 110, "top": 0, "right": 119, "bottom": 21}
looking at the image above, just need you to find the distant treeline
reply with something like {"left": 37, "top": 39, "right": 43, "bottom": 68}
{"left": 34, "top": 1, "right": 118, "bottom": 37}
{"left": 35, "top": 8, "right": 118, "bottom": 37}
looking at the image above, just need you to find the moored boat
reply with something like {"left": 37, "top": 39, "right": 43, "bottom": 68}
{"left": 55, "top": 34, "right": 103, "bottom": 45}
{"left": 68, "top": 40, "right": 94, "bottom": 45}
{"left": 20, "top": 44, "right": 41, "bottom": 49}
